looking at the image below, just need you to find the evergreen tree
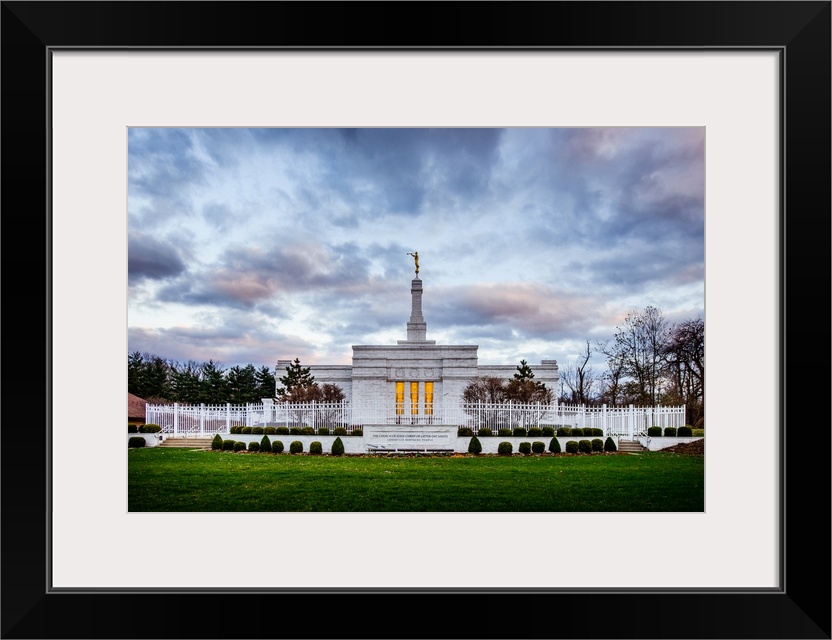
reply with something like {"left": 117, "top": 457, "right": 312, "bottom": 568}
{"left": 276, "top": 358, "right": 316, "bottom": 401}
{"left": 254, "top": 365, "right": 277, "bottom": 399}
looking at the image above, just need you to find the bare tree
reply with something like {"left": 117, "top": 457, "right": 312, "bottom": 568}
{"left": 663, "top": 316, "right": 704, "bottom": 426}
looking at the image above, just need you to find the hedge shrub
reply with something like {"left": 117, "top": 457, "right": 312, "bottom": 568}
{"left": 477, "top": 427, "right": 493, "bottom": 437}
{"left": 351, "top": 428, "right": 363, "bottom": 436}
{"left": 677, "top": 426, "right": 693, "bottom": 437}
{"left": 317, "top": 427, "right": 330, "bottom": 436}
{"left": 241, "top": 426, "right": 253, "bottom": 434}
{"left": 541, "top": 426, "right": 555, "bottom": 437}
{"left": 647, "top": 426, "right": 662, "bottom": 437}
{"left": 548, "top": 437, "right": 561, "bottom": 453}
{"left": 223, "top": 440, "right": 236, "bottom": 451}
{"left": 664, "top": 427, "right": 677, "bottom": 437}
{"left": 275, "top": 426, "right": 290, "bottom": 435}
{"left": 578, "top": 439, "right": 592, "bottom": 454}
{"left": 301, "top": 426, "right": 315, "bottom": 435}
{"left": 128, "top": 436, "right": 146, "bottom": 448}
{"left": 264, "top": 426, "right": 276, "bottom": 435}
{"left": 468, "top": 436, "right": 482, "bottom": 454}
{"left": 233, "top": 441, "right": 246, "bottom": 452}
{"left": 581, "top": 427, "right": 594, "bottom": 436}
{"left": 251, "top": 426, "right": 264, "bottom": 435}
{"left": 309, "top": 441, "right": 323, "bottom": 455}
{"left": 604, "top": 437, "right": 617, "bottom": 452}
{"left": 333, "top": 427, "right": 348, "bottom": 436}
{"left": 331, "top": 437, "right": 345, "bottom": 456}
{"left": 458, "top": 427, "right": 473, "bottom": 437}
{"left": 497, "top": 428, "right": 512, "bottom": 437}
{"left": 138, "top": 424, "right": 161, "bottom": 433}
{"left": 565, "top": 440, "right": 579, "bottom": 454}
{"left": 556, "top": 427, "right": 571, "bottom": 437}
{"left": 260, "top": 435, "right": 271, "bottom": 453}
{"left": 527, "top": 427, "right": 543, "bottom": 437}
{"left": 497, "top": 441, "right": 513, "bottom": 455}
{"left": 247, "top": 441, "right": 260, "bottom": 452}
{"left": 592, "top": 428, "right": 604, "bottom": 436}
{"left": 289, "top": 427, "right": 303, "bottom": 435}
{"left": 211, "top": 434, "right": 223, "bottom": 450}
{"left": 591, "top": 438, "right": 604, "bottom": 452}
{"left": 518, "top": 441, "right": 532, "bottom": 455}
{"left": 531, "top": 441, "right": 545, "bottom": 454}
{"left": 272, "top": 440, "right": 284, "bottom": 454}
{"left": 513, "top": 427, "right": 527, "bottom": 437}
{"left": 128, "top": 425, "right": 138, "bottom": 433}
{"left": 289, "top": 440, "right": 303, "bottom": 454}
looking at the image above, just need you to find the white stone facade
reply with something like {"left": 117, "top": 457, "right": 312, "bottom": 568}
{"left": 276, "top": 274, "right": 559, "bottom": 416}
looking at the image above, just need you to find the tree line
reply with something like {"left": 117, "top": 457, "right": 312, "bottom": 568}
{"left": 128, "top": 352, "right": 276, "bottom": 405}
{"left": 556, "top": 306, "right": 704, "bottom": 427}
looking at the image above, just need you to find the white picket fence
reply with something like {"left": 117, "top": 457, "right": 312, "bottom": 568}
{"left": 145, "top": 401, "right": 686, "bottom": 439}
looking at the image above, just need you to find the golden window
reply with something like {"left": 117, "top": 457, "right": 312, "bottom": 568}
{"left": 424, "top": 381, "right": 434, "bottom": 415}
{"left": 395, "top": 381, "right": 404, "bottom": 415}
{"left": 410, "top": 382, "right": 419, "bottom": 414}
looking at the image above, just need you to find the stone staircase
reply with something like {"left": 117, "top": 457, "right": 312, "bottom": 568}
{"left": 158, "top": 437, "right": 214, "bottom": 450}
{"left": 617, "top": 439, "right": 646, "bottom": 453}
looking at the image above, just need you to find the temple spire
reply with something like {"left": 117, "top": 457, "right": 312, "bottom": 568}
{"left": 399, "top": 252, "right": 434, "bottom": 344}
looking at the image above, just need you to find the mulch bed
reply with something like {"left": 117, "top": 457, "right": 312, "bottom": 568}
{"left": 659, "top": 439, "right": 705, "bottom": 455}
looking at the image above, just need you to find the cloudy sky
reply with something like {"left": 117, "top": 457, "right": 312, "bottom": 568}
{"left": 127, "top": 127, "right": 704, "bottom": 373}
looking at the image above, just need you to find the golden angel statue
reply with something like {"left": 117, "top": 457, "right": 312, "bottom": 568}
{"left": 406, "top": 251, "right": 420, "bottom": 274}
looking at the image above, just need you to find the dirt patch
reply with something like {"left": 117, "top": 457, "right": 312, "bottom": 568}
{"left": 660, "top": 439, "right": 704, "bottom": 455}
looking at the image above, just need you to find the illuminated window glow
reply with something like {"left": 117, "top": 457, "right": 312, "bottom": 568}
{"left": 395, "top": 382, "right": 404, "bottom": 415}
{"left": 425, "top": 382, "right": 434, "bottom": 415}
{"left": 410, "top": 382, "right": 419, "bottom": 415}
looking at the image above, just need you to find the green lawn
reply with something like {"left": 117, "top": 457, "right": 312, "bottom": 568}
{"left": 128, "top": 448, "right": 704, "bottom": 512}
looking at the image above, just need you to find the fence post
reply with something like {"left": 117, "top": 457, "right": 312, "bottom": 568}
{"left": 602, "top": 404, "right": 607, "bottom": 437}
{"left": 226, "top": 403, "right": 231, "bottom": 434}
{"left": 629, "top": 404, "right": 635, "bottom": 439}
{"left": 173, "top": 403, "right": 179, "bottom": 436}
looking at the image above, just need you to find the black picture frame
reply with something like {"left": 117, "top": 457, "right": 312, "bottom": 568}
{"left": 2, "top": 2, "right": 829, "bottom": 638}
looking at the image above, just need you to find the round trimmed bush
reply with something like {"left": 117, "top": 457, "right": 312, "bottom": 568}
{"left": 528, "top": 427, "right": 543, "bottom": 437}
{"left": 331, "top": 436, "right": 345, "bottom": 456}
{"left": 333, "top": 427, "right": 348, "bottom": 436}
{"left": 468, "top": 436, "right": 482, "bottom": 454}
{"left": 260, "top": 435, "right": 271, "bottom": 453}
{"left": 541, "top": 426, "right": 555, "bottom": 437}
{"left": 241, "top": 426, "right": 253, "bottom": 434}
{"left": 497, "top": 441, "right": 513, "bottom": 456}
{"left": 272, "top": 440, "right": 284, "bottom": 454}
{"left": 128, "top": 436, "right": 145, "bottom": 448}
{"left": 647, "top": 426, "right": 662, "bottom": 437}
{"left": 211, "top": 434, "right": 223, "bottom": 450}
{"left": 289, "top": 440, "right": 303, "bottom": 454}
{"left": 317, "top": 427, "right": 330, "bottom": 436}
{"left": 301, "top": 426, "right": 315, "bottom": 435}
{"left": 276, "top": 426, "right": 290, "bottom": 435}
{"left": 513, "top": 427, "right": 527, "bottom": 437}
{"left": 264, "top": 426, "right": 276, "bottom": 435}
{"left": 556, "top": 427, "right": 571, "bottom": 437}
{"left": 128, "top": 425, "right": 138, "bottom": 433}
{"left": 251, "top": 426, "right": 264, "bottom": 435}
{"left": 664, "top": 427, "right": 677, "bottom": 437}
{"left": 548, "top": 437, "right": 561, "bottom": 453}
{"left": 604, "top": 436, "right": 617, "bottom": 452}
{"left": 138, "top": 424, "right": 161, "bottom": 433}
{"left": 289, "top": 427, "right": 303, "bottom": 435}
{"left": 518, "top": 441, "right": 532, "bottom": 455}
{"left": 581, "top": 427, "right": 594, "bottom": 437}
{"left": 223, "top": 439, "right": 236, "bottom": 451}
{"left": 578, "top": 439, "right": 592, "bottom": 454}
{"left": 477, "top": 427, "right": 493, "bottom": 437}
{"left": 233, "top": 441, "right": 246, "bottom": 452}
{"left": 458, "top": 427, "right": 473, "bottom": 437}
{"left": 565, "top": 440, "right": 579, "bottom": 454}
{"left": 677, "top": 426, "right": 693, "bottom": 437}
{"left": 591, "top": 438, "right": 604, "bottom": 452}
{"left": 351, "top": 428, "right": 363, "bottom": 436}
{"left": 309, "top": 441, "right": 323, "bottom": 455}
{"left": 248, "top": 441, "right": 260, "bottom": 452}
{"left": 531, "top": 441, "right": 545, "bottom": 454}
{"left": 497, "top": 428, "right": 512, "bottom": 437}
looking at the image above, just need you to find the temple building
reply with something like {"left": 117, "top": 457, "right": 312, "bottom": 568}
{"left": 276, "top": 253, "right": 558, "bottom": 417}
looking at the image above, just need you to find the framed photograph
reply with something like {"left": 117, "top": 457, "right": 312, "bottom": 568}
{"left": 3, "top": 2, "right": 829, "bottom": 638}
